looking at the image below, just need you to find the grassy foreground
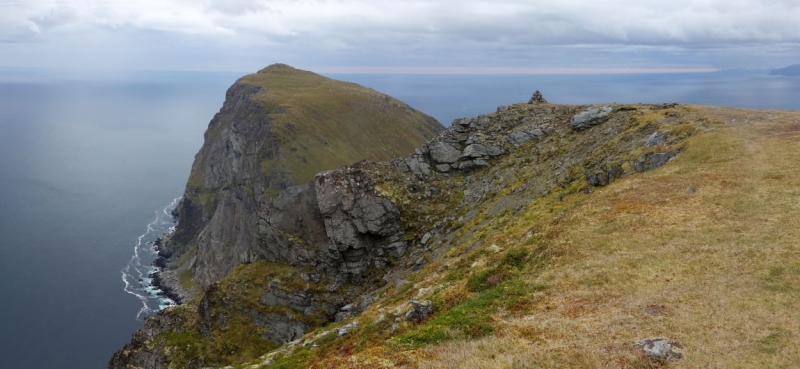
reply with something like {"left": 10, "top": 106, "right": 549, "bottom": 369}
{"left": 241, "top": 106, "right": 800, "bottom": 369}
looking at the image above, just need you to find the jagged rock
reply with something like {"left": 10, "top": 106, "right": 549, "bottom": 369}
{"left": 571, "top": 106, "right": 613, "bottom": 130}
{"left": 429, "top": 141, "right": 462, "bottom": 164}
{"left": 630, "top": 152, "right": 679, "bottom": 172}
{"left": 584, "top": 165, "right": 624, "bottom": 187}
{"left": 462, "top": 144, "right": 488, "bottom": 159}
{"left": 473, "top": 116, "right": 491, "bottom": 130}
{"left": 637, "top": 338, "right": 683, "bottom": 360}
{"left": 385, "top": 241, "right": 407, "bottom": 258}
{"left": 645, "top": 131, "right": 670, "bottom": 147}
{"left": 528, "top": 90, "right": 548, "bottom": 104}
{"left": 404, "top": 156, "right": 431, "bottom": 177}
{"left": 508, "top": 129, "right": 545, "bottom": 146}
{"left": 405, "top": 300, "right": 433, "bottom": 322}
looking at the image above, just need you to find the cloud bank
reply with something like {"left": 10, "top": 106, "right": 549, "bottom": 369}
{"left": 1, "top": 0, "right": 799, "bottom": 71}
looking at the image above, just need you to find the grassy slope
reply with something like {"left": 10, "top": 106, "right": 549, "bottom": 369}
{"left": 240, "top": 64, "right": 442, "bottom": 185}
{"left": 256, "top": 106, "right": 800, "bottom": 368}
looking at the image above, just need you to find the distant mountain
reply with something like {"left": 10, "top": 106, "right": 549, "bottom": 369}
{"left": 769, "top": 64, "right": 800, "bottom": 76}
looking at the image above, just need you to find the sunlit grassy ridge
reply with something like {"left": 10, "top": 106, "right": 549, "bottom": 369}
{"left": 240, "top": 64, "right": 442, "bottom": 185}
{"left": 252, "top": 106, "right": 800, "bottom": 368}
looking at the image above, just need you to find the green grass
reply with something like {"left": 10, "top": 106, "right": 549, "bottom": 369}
{"left": 240, "top": 64, "right": 443, "bottom": 185}
{"left": 395, "top": 279, "right": 543, "bottom": 347}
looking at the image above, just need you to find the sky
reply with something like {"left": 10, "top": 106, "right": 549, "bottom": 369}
{"left": 1, "top": 0, "right": 799, "bottom": 74}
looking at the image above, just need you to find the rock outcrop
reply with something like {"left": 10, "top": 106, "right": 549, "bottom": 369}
{"left": 111, "top": 87, "right": 700, "bottom": 368}
{"left": 570, "top": 105, "right": 613, "bottom": 130}
{"left": 157, "top": 64, "right": 444, "bottom": 295}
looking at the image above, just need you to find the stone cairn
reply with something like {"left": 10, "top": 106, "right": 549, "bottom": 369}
{"left": 528, "top": 90, "right": 547, "bottom": 104}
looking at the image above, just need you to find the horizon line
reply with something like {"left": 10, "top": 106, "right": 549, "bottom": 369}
{"left": 314, "top": 66, "right": 722, "bottom": 75}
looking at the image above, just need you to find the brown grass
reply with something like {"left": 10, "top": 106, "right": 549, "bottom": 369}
{"left": 406, "top": 108, "right": 800, "bottom": 368}
{"left": 292, "top": 107, "right": 800, "bottom": 369}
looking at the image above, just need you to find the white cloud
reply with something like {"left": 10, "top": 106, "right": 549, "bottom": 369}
{"left": 2, "top": 0, "right": 799, "bottom": 45}
{"left": 0, "top": 0, "right": 798, "bottom": 70}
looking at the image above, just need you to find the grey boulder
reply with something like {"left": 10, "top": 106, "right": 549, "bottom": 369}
{"left": 461, "top": 144, "right": 488, "bottom": 159}
{"left": 637, "top": 338, "right": 682, "bottom": 360}
{"left": 405, "top": 300, "right": 433, "bottom": 322}
{"left": 571, "top": 106, "right": 613, "bottom": 131}
{"left": 428, "top": 142, "right": 462, "bottom": 164}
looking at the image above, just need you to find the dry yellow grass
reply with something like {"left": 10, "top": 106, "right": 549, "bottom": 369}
{"left": 292, "top": 107, "right": 800, "bottom": 369}
{"left": 407, "top": 107, "right": 800, "bottom": 368}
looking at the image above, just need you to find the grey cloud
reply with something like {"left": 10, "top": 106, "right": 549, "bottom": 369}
{"left": 206, "top": 0, "right": 267, "bottom": 16}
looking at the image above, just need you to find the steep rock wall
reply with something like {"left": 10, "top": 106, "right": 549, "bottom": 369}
{"left": 158, "top": 64, "right": 444, "bottom": 292}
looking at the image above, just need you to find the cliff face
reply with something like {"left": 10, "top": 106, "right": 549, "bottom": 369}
{"left": 159, "top": 64, "right": 444, "bottom": 294}
{"left": 112, "top": 82, "right": 711, "bottom": 367}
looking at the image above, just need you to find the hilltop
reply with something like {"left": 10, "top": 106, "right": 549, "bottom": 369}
{"left": 154, "top": 64, "right": 443, "bottom": 300}
{"left": 111, "top": 70, "right": 800, "bottom": 368}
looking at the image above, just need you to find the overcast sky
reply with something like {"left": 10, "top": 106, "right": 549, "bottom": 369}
{"left": 1, "top": 0, "right": 799, "bottom": 73}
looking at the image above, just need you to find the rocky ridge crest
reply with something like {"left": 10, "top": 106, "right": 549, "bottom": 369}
{"left": 154, "top": 64, "right": 444, "bottom": 301}
{"left": 111, "top": 88, "right": 700, "bottom": 368}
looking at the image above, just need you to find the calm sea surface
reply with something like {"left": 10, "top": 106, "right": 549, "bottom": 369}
{"left": 0, "top": 69, "right": 798, "bottom": 368}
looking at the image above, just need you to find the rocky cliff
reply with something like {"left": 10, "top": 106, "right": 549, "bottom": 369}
{"left": 155, "top": 64, "right": 444, "bottom": 300}
{"left": 111, "top": 77, "right": 717, "bottom": 367}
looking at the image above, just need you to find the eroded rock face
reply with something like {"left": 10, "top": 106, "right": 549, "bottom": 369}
{"left": 159, "top": 65, "right": 444, "bottom": 292}
{"left": 255, "top": 166, "right": 409, "bottom": 291}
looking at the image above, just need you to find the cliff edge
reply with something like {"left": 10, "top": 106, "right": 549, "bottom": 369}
{"left": 156, "top": 64, "right": 443, "bottom": 300}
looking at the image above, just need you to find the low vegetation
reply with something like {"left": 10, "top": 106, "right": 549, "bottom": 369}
{"left": 254, "top": 106, "right": 800, "bottom": 368}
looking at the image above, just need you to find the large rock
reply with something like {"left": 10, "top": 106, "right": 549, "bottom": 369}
{"left": 461, "top": 144, "right": 488, "bottom": 159}
{"left": 428, "top": 142, "right": 462, "bottom": 164}
{"left": 637, "top": 338, "right": 683, "bottom": 360}
{"left": 405, "top": 300, "right": 433, "bottom": 322}
{"left": 570, "top": 106, "right": 612, "bottom": 131}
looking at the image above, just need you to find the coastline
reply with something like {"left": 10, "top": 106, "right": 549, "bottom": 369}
{"left": 150, "top": 235, "right": 198, "bottom": 306}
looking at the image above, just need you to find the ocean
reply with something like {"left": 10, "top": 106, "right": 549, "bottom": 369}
{"left": 0, "top": 68, "right": 798, "bottom": 368}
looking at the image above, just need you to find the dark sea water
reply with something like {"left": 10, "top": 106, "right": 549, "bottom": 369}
{"left": 0, "top": 69, "right": 799, "bottom": 368}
